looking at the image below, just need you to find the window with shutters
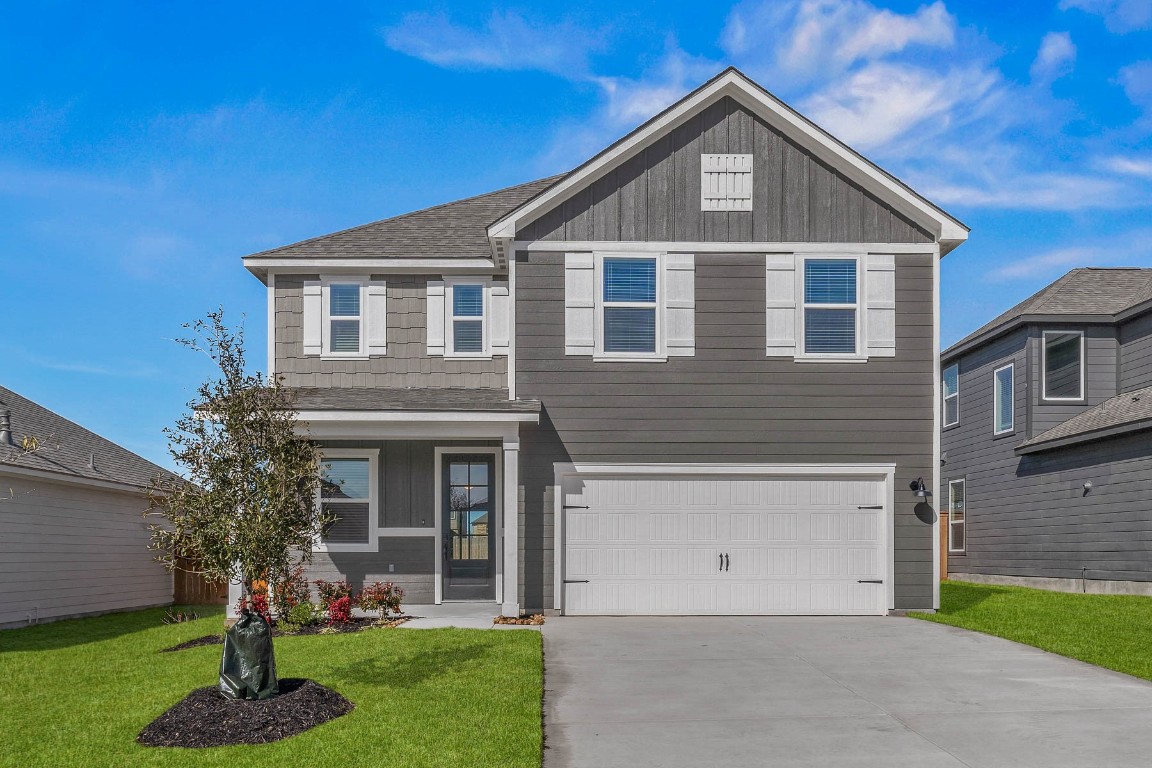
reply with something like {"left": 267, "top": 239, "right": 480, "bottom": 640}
{"left": 449, "top": 282, "right": 486, "bottom": 356}
{"left": 701, "top": 154, "right": 752, "bottom": 211}
{"left": 993, "top": 363, "right": 1014, "bottom": 435}
{"left": 305, "top": 277, "right": 386, "bottom": 359}
{"left": 943, "top": 364, "right": 959, "bottom": 427}
{"left": 1042, "top": 330, "right": 1084, "bottom": 401}
{"left": 601, "top": 256, "right": 658, "bottom": 355}
{"left": 323, "top": 279, "right": 366, "bottom": 357}
{"left": 801, "top": 258, "right": 860, "bottom": 357}
{"left": 426, "top": 279, "right": 509, "bottom": 359}
{"left": 316, "top": 449, "right": 379, "bottom": 552}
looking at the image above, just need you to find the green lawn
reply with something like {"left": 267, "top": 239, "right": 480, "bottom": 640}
{"left": 0, "top": 607, "right": 542, "bottom": 768}
{"left": 912, "top": 580, "right": 1152, "bottom": 681}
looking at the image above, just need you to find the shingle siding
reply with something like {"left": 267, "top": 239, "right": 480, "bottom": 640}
{"left": 515, "top": 250, "right": 937, "bottom": 611}
{"left": 519, "top": 97, "right": 932, "bottom": 245}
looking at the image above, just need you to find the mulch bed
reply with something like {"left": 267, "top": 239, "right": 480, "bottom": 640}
{"left": 494, "top": 614, "right": 546, "bottom": 625}
{"left": 137, "top": 678, "right": 353, "bottom": 748}
{"left": 161, "top": 635, "right": 223, "bottom": 652}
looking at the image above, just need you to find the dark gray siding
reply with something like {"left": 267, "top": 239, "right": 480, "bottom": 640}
{"left": 1120, "top": 312, "right": 1152, "bottom": 391}
{"left": 275, "top": 274, "right": 506, "bottom": 389}
{"left": 942, "top": 327, "right": 1152, "bottom": 582}
{"left": 515, "top": 250, "right": 937, "bottom": 611}
{"left": 1027, "top": 325, "right": 1117, "bottom": 437}
{"left": 308, "top": 539, "right": 436, "bottom": 604}
{"left": 519, "top": 97, "right": 933, "bottom": 245}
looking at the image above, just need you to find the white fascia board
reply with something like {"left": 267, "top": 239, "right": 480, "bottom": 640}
{"left": 243, "top": 257, "right": 499, "bottom": 275}
{"left": 516, "top": 241, "right": 938, "bottom": 254}
{"left": 565, "top": 462, "right": 896, "bottom": 476}
{"left": 297, "top": 410, "right": 538, "bottom": 423}
{"left": 489, "top": 69, "right": 967, "bottom": 251}
{"left": 302, "top": 421, "right": 522, "bottom": 442}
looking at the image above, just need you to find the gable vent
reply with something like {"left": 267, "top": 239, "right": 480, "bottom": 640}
{"left": 701, "top": 153, "right": 753, "bottom": 211}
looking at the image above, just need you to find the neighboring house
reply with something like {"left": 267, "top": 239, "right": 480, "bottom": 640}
{"left": 941, "top": 268, "right": 1152, "bottom": 594}
{"left": 238, "top": 68, "right": 968, "bottom": 617}
{"left": 0, "top": 386, "right": 175, "bottom": 628}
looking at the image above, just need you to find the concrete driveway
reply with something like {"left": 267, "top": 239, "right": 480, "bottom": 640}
{"left": 543, "top": 616, "right": 1152, "bottom": 768}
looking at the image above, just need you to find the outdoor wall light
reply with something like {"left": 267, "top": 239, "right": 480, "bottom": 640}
{"left": 909, "top": 478, "right": 932, "bottom": 498}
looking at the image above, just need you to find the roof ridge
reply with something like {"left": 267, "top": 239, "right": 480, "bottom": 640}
{"left": 244, "top": 174, "right": 565, "bottom": 260}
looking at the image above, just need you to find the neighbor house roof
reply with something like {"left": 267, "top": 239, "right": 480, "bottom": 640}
{"left": 288, "top": 387, "right": 540, "bottom": 414}
{"left": 944, "top": 268, "right": 1152, "bottom": 360}
{"left": 0, "top": 385, "right": 175, "bottom": 489}
{"left": 1017, "top": 384, "right": 1152, "bottom": 454}
{"left": 244, "top": 175, "right": 562, "bottom": 263}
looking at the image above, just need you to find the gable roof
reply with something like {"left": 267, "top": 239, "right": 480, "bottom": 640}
{"left": 944, "top": 268, "right": 1152, "bottom": 361}
{"left": 1017, "top": 384, "right": 1152, "bottom": 454}
{"left": 488, "top": 67, "right": 968, "bottom": 253}
{"left": 0, "top": 385, "right": 175, "bottom": 490}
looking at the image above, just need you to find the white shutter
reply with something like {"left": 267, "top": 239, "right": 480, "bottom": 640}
{"left": 366, "top": 280, "right": 387, "bottom": 356}
{"left": 426, "top": 281, "right": 445, "bottom": 356}
{"left": 664, "top": 254, "right": 695, "bottom": 356}
{"left": 565, "top": 253, "right": 595, "bottom": 356}
{"left": 865, "top": 254, "right": 896, "bottom": 358}
{"left": 302, "top": 280, "right": 322, "bottom": 356}
{"left": 491, "top": 283, "right": 511, "bottom": 356}
{"left": 765, "top": 254, "right": 797, "bottom": 357}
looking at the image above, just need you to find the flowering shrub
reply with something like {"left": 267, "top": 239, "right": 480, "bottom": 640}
{"left": 327, "top": 595, "right": 353, "bottom": 624}
{"left": 271, "top": 564, "right": 310, "bottom": 618}
{"left": 355, "top": 581, "right": 404, "bottom": 619}
{"left": 237, "top": 589, "right": 271, "bottom": 623}
{"left": 314, "top": 579, "right": 352, "bottom": 611}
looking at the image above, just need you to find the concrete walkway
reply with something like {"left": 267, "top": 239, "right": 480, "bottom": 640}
{"left": 543, "top": 616, "right": 1152, "bottom": 768}
{"left": 398, "top": 602, "right": 540, "bottom": 630}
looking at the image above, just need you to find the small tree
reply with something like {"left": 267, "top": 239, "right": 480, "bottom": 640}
{"left": 147, "top": 309, "right": 325, "bottom": 612}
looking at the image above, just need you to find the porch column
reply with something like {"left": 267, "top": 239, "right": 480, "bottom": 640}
{"left": 502, "top": 438, "right": 520, "bottom": 617}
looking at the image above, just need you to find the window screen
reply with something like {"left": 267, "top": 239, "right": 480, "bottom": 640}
{"left": 803, "top": 259, "right": 857, "bottom": 354}
{"left": 1044, "top": 332, "right": 1082, "bottom": 399}
{"left": 603, "top": 258, "right": 657, "bottom": 353}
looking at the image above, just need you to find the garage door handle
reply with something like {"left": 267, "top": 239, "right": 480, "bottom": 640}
{"left": 563, "top": 505, "right": 590, "bottom": 510}
{"left": 724, "top": 553, "right": 730, "bottom": 572}
{"left": 857, "top": 579, "right": 883, "bottom": 584}
{"left": 857, "top": 505, "right": 883, "bottom": 510}
{"left": 719, "top": 553, "right": 724, "bottom": 572}
{"left": 564, "top": 579, "right": 590, "bottom": 584}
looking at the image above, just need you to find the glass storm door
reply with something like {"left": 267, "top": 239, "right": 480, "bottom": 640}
{"left": 442, "top": 455, "right": 496, "bottom": 600}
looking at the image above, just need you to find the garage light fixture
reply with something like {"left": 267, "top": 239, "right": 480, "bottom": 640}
{"left": 909, "top": 478, "right": 932, "bottom": 498}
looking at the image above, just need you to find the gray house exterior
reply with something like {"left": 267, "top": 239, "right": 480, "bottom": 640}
{"left": 0, "top": 386, "right": 174, "bottom": 628}
{"left": 941, "top": 268, "right": 1152, "bottom": 593}
{"left": 240, "top": 68, "right": 968, "bottom": 616}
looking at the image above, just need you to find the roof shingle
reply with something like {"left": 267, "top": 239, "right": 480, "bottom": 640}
{"left": 1017, "top": 384, "right": 1152, "bottom": 453}
{"left": 287, "top": 387, "right": 540, "bottom": 413}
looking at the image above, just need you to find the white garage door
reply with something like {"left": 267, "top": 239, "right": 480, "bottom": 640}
{"left": 560, "top": 474, "right": 889, "bottom": 616}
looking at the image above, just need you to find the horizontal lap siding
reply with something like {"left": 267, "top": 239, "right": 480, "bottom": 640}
{"left": 275, "top": 274, "right": 506, "bottom": 389}
{"left": 943, "top": 328, "right": 1152, "bottom": 582}
{"left": 519, "top": 97, "right": 932, "bottom": 245}
{"left": 307, "top": 539, "right": 436, "bottom": 604}
{"left": 516, "top": 251, "right": 937, "bottom": 610}
{"left": 1028, "top": 326, "right": 1117, "bottom": 436}
{"left": 1120, "top": 313, "right": 1152, "bottom": 390}
{"left": 0, "top": 474, "right": 172, "bottom": 627}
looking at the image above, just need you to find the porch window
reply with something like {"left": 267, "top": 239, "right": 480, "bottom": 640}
{"left": 318, "top": 450, "right": 378, "bottom": 550}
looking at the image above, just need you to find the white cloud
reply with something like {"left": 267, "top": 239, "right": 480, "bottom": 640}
{"left": 381, "top": 11, "right": 604, "bottom": 78}
{"left": 985, "top": 247, "right": 1100, "bottom": 281}
{"left": 985, "top": 229, "right": 1152, "bottom": 281}
{"left": 1031, "top": 32, "right": 1076, "bottom": 82}
{"left": 1059, "top": 0, "right": 1152, "bottom": 33}
{"left": 924, "top": 172, "right": 1131, "bottom": 210}
{"left": 1119, "top": 60, "right": 1152, "bottom": 110}
{"left": 1101, "top": 155, "right": 1152, "bottom": 177}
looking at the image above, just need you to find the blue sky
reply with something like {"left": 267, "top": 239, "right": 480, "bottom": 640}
{"left": 2, "top": 0, "right": 1150, "bottom": 468}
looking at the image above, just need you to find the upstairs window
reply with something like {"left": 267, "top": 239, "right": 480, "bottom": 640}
{"left": 451, "top": 283, "right": 486, "bottom": 355}
{"left": 326, "top": 282, "right": 363, "bottom": 355}
{"left": 1043, "top": 331, "right": 1084, "bottom": 401}
{"left": 994, "top": 363, "right": 1014, "bottom": 434}
{"left": 943, "top": 364, "right": 960, "bottom": 427}
{"left": 601, "top": 257, "right": 658, "bottom": 355}
{"left": 803, "top": 259, "right": 858, "bottom": 356}
{"left": 948, "top": 479, "right": 966, "bottom": 553}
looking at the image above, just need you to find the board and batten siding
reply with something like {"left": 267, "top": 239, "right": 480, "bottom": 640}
{"left": 0, "top": 473, "right": 172, "bottom": 628}
{"left": 942, "top": 327, "right": 1152, "bottom": 583}
{"left": 274, "top": 274, "right": 506, "bottom": 389}
{"left": 1120, "top": 312, "right": 1152, "bottom": 391}
{"left": 515, "top": 250, "right": 937, "bottom": 611}
{"left": 519, "top": 97, "right": 933, "bottom": 246}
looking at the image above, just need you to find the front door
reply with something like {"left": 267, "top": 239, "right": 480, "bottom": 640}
{"left": 442, "top": 455, "right": 496, "bottom": 600}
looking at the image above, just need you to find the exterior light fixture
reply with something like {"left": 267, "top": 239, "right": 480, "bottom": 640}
{"left": 909, "top": 478, "right": 932, "bottom": 498}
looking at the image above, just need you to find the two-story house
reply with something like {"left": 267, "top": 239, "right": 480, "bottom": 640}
{"left": 941, "top": 268, "right": 1152, "bottom": 594}
{"left": 239, "top": 68, "right": 968, "bottom": 617}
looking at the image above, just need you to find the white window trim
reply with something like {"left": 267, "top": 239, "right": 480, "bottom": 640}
{"left": 993, "top": 362, "right": 1014, "bottom": 435}
{"left": 947, "top": 479, "right": 965, "bottom": 554}
{"left": 321, "top": 277, "right": 368, "bottom": 359}
{"left": 445, "top": 278, "right": 491, "bottom": 360}
{"left": 593, "top": 252, "right": 666, "bottom": 362}
{"left": 315, "top": 448, "right": 380, "bottom": 553}
{"left": 943, "top": 363, "right": 960, "bottom": 428}
{"left": 1041, "top": 330, "right": 1086, "bottom": 402}
{"left": 797, "top": 256, "right": 864, "bottom": 361}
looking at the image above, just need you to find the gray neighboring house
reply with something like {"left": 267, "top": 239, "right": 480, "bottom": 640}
{"left": 238, "top": 67, "right": 969, "bottom": 617}
{"left": 941, "top": 268, "right": 1152, "bottom": 594}
{"left": 0, "top": 386, "right": 174, "bottom": 628}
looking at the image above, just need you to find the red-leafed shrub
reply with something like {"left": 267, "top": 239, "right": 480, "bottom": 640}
{"left": 314, "top": 579, "right": 352, "bottom": 611}
{"left": 271, "top": 564, "right": 311, "bottom": 618}
{"left": 355, "top": 582, "right": 405, "bottom": 619}
{"left": 327, "top": 595, "right": 353, "bottom": 625}
{"left": 237, "top": 590, "right": 271, "bottom": 624}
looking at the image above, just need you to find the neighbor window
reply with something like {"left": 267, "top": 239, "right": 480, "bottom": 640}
{"left": 943, "top": 364, "right": 959, "bottom": 427}
{"left": 803, "top": 259, "right": 858, "bottom": 355}
{"left": 318, "top": 453, "right": 376, "bottom": 548}
{"left": 602, "top": 257, "right": 657, "bottom": 354}
{"left": 325, "top": 282, "right": 363, "bottom": 355}
{"left": 948, "top": 479, "right": 965, "bottom": 553}
{"left": 994, "top": 363, "right": 1014, "bottom": 434}
{"left": 1043, "top": 331, "right": 1084, "bottom": 401}
{"left": 450, "top": 283, "right": 486, "bottom": 355}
